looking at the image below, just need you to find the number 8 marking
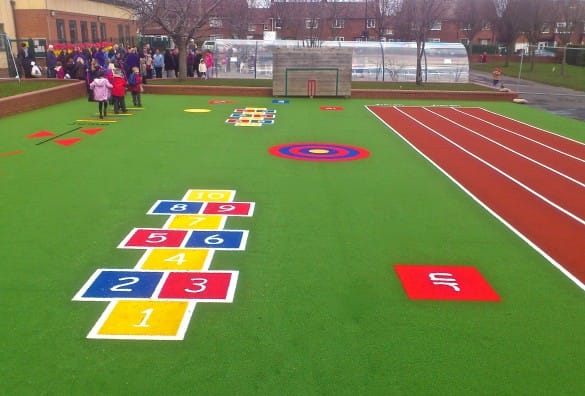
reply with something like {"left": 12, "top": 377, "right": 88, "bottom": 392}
{"left": 170, "top": 204, "right": 188, "bottom": 212}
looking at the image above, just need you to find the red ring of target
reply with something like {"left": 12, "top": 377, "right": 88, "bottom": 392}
{"left": 269, "top": 143, "right": 370, "bottom": 162}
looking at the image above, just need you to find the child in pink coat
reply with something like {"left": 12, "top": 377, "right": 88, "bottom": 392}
{"left": 89, "top": 70, "right": 113, "bottom": 119}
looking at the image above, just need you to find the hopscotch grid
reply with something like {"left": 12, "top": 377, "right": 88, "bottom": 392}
{"left": 365, "top": 105, "right": 585, "bottom": 292}
{"left": 422, "top": 107, "right": 585, "bottom": 189}
{"left": 76, "top": 188, "right": 252, "bottom": 339}
{"left": 450, "top": 107, "right": 585, "bottom": 165}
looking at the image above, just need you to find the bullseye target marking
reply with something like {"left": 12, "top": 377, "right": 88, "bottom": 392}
{"left": 269, "top": 143, "right": 370, "bottom": 162}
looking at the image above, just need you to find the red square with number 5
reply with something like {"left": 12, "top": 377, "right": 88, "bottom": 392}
{"left": 158, "top": 271, "right": 238, "bottom": 302}
{"left": 394, "top": 265, "right": 500, "bottom": 301}
{"left": 120, "top": 228, "right": 188, "bottom": 248}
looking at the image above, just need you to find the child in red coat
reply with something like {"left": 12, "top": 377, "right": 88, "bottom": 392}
{"left": 109, "top": 68, "right": 128, "bottom": 114}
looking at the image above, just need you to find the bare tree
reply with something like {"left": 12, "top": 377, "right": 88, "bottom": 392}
{"left": 370, "top": 0, "right": 400, "bottom": 41}
{"left": 127, "top": 0, "right": 225, "bottom": 80}
{"left": 453, "top": 0, "right": 496, "bottom": 58}
{"left": 490, "top": 0, "right": 529, "bottom": 66}
{"left": 552, "top": 0, "right": 585, "bottom": 75}
{"left": 523, "top": 0, "right": 550, "bottom": 71}
{"left": 393, "top": 0, "right": 445, "bottom": 85}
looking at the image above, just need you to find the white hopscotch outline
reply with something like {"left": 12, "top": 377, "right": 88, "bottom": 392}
{"left": 146, "top": 200, "right": 256, "bottom": 217}
{"left": 366, "top": 105, "right": 585, "bottom": 292}
{"left": 86, "top": 300, "right": 197, "bottom": 341}
{"left": 73, "top": 268, "right": 239, "bottom": 303}
{"left": 117, "top": 227, "right": 250, "bottom": 251}
{"left": 77, "top": 188, "right": 252, "bottom": 340}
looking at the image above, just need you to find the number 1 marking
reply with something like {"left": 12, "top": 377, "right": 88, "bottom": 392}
{"left": 133, "top": 308, "right": 154, "bottom": 328}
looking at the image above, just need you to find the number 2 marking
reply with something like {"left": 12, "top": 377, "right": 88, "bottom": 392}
{"left": 110, "top": 276, "right": 140, "bottom": 292}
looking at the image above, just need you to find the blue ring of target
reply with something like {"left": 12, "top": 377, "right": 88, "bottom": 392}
{"left": 269, "top": 143, "right": 370, "bottom": 162}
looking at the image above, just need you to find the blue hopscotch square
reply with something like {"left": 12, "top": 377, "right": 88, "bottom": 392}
{"left": 184, "top": 230, "right": 248, "bottom": 250}
{"left": 73, "top": 270, "right": 164, "bottom": 301}
{"left": 147, "top": 200, "right": 204, "bottom": 215}
{"left": 262, "top": 120, "right": 275, "bottom": 125}
{"left": 265, "top": 110, "right": 276, "bottom": 114}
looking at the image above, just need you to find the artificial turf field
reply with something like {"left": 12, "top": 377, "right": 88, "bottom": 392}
{"left": 1, "top": 93, "right": 584, "bottom": 395}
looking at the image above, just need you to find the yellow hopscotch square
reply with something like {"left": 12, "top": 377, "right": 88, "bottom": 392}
{"left": 88, "top": 300, "right": 195, "bottom": 340}
{"left": 235, "top": 123, "right": 262, "bottom": 127}
{"left": 164, "top": 214, "right": 226, "bottom": 230}
{"left": 136, "top": 248, "right": 214, "bottom": 271}
{"left": 182, "top": 189, "right": 235, "bottom": 202}
{"left": 244, "top": 107, "right": 266, "bottom": 111}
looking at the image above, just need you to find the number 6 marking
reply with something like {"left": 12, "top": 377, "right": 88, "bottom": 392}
{"left": 204, "top": 234, "right": 224, "bottom": 245}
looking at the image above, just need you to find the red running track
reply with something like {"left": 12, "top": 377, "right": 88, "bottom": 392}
{"left": 368, "top": 105, "right": 585, "bottom": 291}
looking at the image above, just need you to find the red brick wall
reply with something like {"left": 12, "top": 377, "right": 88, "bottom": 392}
{"left": 0, "top": 80, "right": 86, "bottom": 119}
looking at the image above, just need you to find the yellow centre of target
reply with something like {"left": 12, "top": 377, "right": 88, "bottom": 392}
{"left": 309, "top": 149, "right": 330, "bottom": 154}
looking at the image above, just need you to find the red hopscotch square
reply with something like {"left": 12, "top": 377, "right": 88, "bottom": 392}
{"left": 202, "top": 202, "right": 253, "bottom": 216}
{"left": 158, "top": 271, "right": 235, "bottom": 301}
{"left": 393, "top": 265, "right": 501, "bottom": 302}
{"left": 122, "top": 229, "right": 188, "bottom": 248}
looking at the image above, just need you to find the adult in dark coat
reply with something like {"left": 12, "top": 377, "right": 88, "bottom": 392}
{"left": 17, "top": 42, "right": 35, "bottom": 78}
{"left": 46, "top": 45, "right": 57, "bottom": 78}
{"left": 163, "top": 49, "right": 175, "bottom": 78}
{"left": 124, "top": 47, "right": 140, "bottom": 77}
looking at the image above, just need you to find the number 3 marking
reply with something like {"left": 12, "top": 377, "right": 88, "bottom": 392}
{"left": 184, "top": 278, "right": 208, "bottom": 293}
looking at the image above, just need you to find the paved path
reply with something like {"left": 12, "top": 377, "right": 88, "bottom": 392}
{"left": 469, "top": 70, "right": 585, "bottom": 122}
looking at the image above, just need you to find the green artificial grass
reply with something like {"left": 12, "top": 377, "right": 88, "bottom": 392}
{"left": 1, "top": 95, "right": 584, "bottom": 395}
{"left": 148, "top": 77, "right": 490, "bottom": 91}
{"left": 472, "top": 61, "right": 585, "bottom": 91}
{"left": 0, "top": 80, "right": 68, "bottom": 98}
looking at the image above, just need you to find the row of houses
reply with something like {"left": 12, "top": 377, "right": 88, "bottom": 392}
{"left": 2, "top": 0, "right": 585, "bottom": 72}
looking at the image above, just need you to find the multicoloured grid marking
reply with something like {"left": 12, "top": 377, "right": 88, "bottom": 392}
{"left": 73, "top": 188, "right": 254, "bottom": 340}
{"left": 225, "top": 107, "right": 277, "bottom": 127}
{"left": 73, "top": 269, "right": 239, "bottom": 302}
{"left": 269, "top": 142, "right": 370, "bottom": 162}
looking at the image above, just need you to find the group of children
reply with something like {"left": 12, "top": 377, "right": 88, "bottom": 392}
{"left": 89, "top": 66, "right": 142, "bottom": 119}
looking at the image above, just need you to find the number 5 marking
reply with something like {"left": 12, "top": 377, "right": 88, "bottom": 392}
{"left": 146, "top": 232, "right": 168, "bottom": 243}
